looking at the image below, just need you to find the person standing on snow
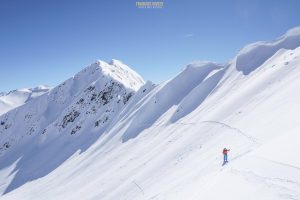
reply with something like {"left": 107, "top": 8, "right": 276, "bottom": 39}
{"left": 223, "top": 148, "right": 230, "bottom": 163}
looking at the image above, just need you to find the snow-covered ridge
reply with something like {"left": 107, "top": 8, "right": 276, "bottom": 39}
{"left": 236, "top": 26, "right": 300, "bottom": 75}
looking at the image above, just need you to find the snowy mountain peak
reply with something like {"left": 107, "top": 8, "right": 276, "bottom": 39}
{"left": 98, "top": 59, "right": 145, "bottom": 91}
{"left": 65, "top": 60, "right": 145, "bottom": 105}
{"left": 73, "top": 60, "right": 144, "bottom": 92}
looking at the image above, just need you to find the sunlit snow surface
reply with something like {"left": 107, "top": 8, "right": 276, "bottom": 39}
{"left": 1, "top": 28, "right": 300, "bottom": 200}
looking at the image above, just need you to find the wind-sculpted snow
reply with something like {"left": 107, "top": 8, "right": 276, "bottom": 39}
{"left": 121, "top": 61, "right": 224, "bottom": 142}
{"left": 170, "top": 66, "right": 227, "bottom": 122}
{"left": 1, "top": 28, "right": 300, "bottom": 200}
{"left": 236, "top": 26, "right": 300, "bottom": 75}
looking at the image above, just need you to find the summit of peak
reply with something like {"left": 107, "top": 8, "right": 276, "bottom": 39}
{"left": 74, "top": 59, "right": 145, "bottom": 92}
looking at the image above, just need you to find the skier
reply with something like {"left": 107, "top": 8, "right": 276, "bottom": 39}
{"left": 223, "top": 148, "right": 230, "bottom": 163}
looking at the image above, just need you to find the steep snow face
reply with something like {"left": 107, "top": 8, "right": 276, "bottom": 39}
{"left": 119, "top": 61, "right": 225, "bottom": 142}
{"left": 1, "top": 28, "right": 300, "bottom": 200}
{"left": 0, "top": 85, "right": 51, "bottom": 116}
{"left": 236, "top": 26, "right": 300, "bottom": 75}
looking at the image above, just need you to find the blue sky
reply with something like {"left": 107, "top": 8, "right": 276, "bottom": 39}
{"left": 1, "top": 0, "right": 300, "bottom": 92}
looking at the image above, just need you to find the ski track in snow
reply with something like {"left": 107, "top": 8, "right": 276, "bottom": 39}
{"left": 201, "top": 120, "right": 260, "bottom": 144}
{"left": 139, "top": 120, "right": 260, "bottom": 145}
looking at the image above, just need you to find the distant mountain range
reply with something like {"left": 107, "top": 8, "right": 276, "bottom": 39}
{"left": 0, "top": 85, "right": 51, "bottom": 115}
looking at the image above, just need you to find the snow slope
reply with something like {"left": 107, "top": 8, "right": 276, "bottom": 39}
{"left": 1, "top": 27, "right": 300, "bottom": 200}
{"left": 0, "top": 85, "right": 51, "bottom": 115}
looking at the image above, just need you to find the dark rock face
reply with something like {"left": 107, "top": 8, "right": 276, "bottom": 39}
{"left": 61, "top": 110, "right": 80, "bottom": 128}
